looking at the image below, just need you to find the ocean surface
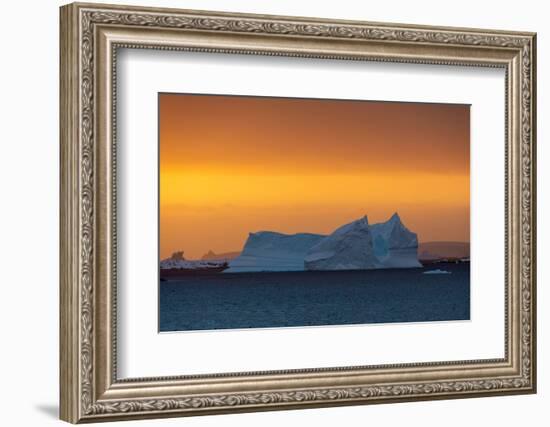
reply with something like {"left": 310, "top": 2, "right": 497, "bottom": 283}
{"left": 159, "top": 263, "right": 470, "bottom": 332}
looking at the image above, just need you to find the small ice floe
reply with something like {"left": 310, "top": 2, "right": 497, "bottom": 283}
{"left": 423, "top": 269, "right": 451, "bottom": 275}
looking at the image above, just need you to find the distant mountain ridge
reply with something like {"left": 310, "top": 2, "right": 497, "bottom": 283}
{"left": 201, "top": 250, "right": 241, "bottom": 261}
{"left": 418, "top": 241, "right": 470, "bottom": 261}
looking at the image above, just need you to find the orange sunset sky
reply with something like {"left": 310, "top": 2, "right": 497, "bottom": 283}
{"left": 159, "top": 94, "right": 470, "bottom": 260}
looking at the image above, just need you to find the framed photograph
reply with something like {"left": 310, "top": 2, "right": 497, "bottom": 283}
{"left": 60, "top": 2, "right": 537, "bottom": 423}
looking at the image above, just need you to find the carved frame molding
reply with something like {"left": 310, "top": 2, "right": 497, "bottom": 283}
{"left": 60, "top": 2, "right": 536, "bottom": 423}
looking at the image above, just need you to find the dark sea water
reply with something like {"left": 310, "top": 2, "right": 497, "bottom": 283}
{"left": 159, "top": 263, "right": 470, "bottom": 332}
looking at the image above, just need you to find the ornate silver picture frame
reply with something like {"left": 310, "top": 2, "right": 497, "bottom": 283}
{"left": 60, "top": 2, "right": 536, "bottom": 423}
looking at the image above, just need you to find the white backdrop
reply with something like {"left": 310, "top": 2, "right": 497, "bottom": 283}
{"left": 0, "top": 1, "right": 546, "bottom": 426}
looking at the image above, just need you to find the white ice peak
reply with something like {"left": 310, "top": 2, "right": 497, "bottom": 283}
{"left": 372, "top": 213, "right": 418, "bottom": 250}
{"left": 304, "top": 216, "right": 378, "bottom": 271}
{"left": 370, "top": 212, "right": 421, "bottom": 269}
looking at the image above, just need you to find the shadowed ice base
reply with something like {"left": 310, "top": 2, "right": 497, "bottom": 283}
{"left": 159, "top": 263, "right": 469, "bottom": 332}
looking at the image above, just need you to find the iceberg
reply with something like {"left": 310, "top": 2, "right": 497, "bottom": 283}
{"left": 370, "top": 213, "right": 422, "bottom": 269}
{"left": 226, "top": 213, "right": 421, "bottom": 272}
{"left": 304, "top": 216, "right": 378, "bottom": 270}
{"left": 225, "top": 231, "right": 325, "bottom": 273}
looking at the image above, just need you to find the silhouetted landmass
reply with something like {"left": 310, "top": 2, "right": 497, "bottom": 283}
{"left": 201, "top": 250, "right": 241, "bottom": 261}
{"left": 418, "top": 241, "right": 469, "bottom": 261}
